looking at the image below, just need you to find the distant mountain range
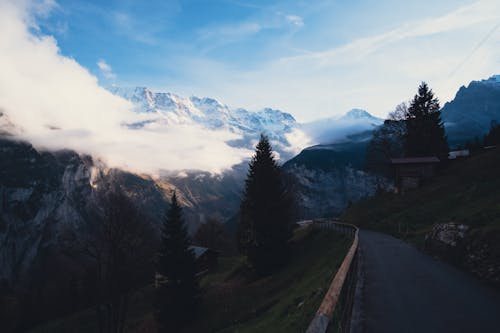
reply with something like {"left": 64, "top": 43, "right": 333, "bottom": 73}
{"left": 107, "top": 86, "right": 390, "bottom": 219}
{"left": 92, "top": 77, "right": 500, "bottom": 222}
{"left": 110, "top": 74, "right": 500, "bottom": 155}
{"left": 109, "top": 86, "right": 301, "bottom": 160}
{"left": 109, "top": 86, "right": 386, "bottom": 160}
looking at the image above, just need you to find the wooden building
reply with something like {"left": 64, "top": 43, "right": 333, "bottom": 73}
{"left": 390, "top": 157, "right": 440, "bottom": 193}
{"left": 190, "top": 246, "right": 219, "bottom": 273}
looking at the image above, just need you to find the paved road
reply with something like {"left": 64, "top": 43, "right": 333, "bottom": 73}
{"left": 358, "top": 230, "right": 500, "bottom": 333}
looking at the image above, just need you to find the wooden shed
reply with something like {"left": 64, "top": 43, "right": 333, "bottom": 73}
{"left": 390, "top": 157, "right": 440, "bottom": 193}
{"left": 189, "top": 246, "right": 219, "bottom": 273}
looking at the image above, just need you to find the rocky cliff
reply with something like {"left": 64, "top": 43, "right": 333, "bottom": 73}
{"left": 284, "top": 134, "right": 391, "bottom": 218}
{"left": 0, "top": 136, "right": 171, "bottom": 288}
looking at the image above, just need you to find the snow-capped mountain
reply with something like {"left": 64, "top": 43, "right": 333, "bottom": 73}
{"left": 302, "top": 108, "right": 384, "bottom": 144}
{"left": 107, "top": 87, "right": 388, "bottom": 221}
{"left": 110, "top": 87, "right": 385, "bottom": 157}
{"left": 109, "top": 86, "right": 301, "bottom": 160}
{"left": 340, "top": 108, "right": 383, "bottom": 122}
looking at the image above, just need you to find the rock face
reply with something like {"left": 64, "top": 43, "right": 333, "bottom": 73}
{"left": 161, "top": 166, "right": 246, "bottom": 226}
{"left": 424, "top": 223, "right": 470, "bottom": 262}
{"left": 286, "top": 164, "right": 385, "bottom": 218}
{"left": 425, "top": 223, "right": 500, "bottom": 288}
{"left": 284, "top": 135, "right": 391, "bottom": 218}
{"left": 441, "top": 75, "right": 500, "bottom": 148}
{"left": 0, "top": 138, "right": 90, "bottom": 285}
{"left": 0, "top": 137, "right": 169, "bottom": 288}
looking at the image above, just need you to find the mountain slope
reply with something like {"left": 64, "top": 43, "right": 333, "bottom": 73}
{"left": 283, "top": 110, "right": 386, "bottom": 219}
{"left": 284, "top": 131, "right": 389, "bottom": 218}
{"left": 343, "top": 147, "right": 500, "bottom": 287}
{"left": 442, "top": 75, "right": 500, "bottom": 147}
{"left": 0, "top": 136, "right": 178, "bottom": 288}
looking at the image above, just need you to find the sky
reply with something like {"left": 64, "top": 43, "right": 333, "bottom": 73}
{"left": 34, "top": 0, "right": 500, "bottom": 121}
{"left": 0, "top": 0, "right": 499, "bottom": 174}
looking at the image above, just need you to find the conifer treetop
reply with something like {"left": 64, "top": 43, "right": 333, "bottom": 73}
{"left": 408, "top": 82, "right": 440, "bottom": 118}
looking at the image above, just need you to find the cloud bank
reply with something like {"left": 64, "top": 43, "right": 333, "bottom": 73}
{"left": 0, "top": 0, "right": 252, "bottom": 174}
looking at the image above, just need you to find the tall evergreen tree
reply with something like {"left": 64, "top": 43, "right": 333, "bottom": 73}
{"left": 404, "top": 82, "right": 448, "bottom": 158}
{"left": 155, "top": 192, "right": 200, "bottom": 332}
{"left": 238, "top": 135, "right": 294, "bottom": 275}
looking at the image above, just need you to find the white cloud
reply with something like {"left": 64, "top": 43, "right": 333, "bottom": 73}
{"left": 285, "top": 15, "right": 304, "bottom": 28}
{"left": 283, "top": 128, "right": 312, "bottom": 155}
{"left": 0, "top": 0, "right": 252, "bottom": 174}
{"left": 97, "top": 59, "right": 116, "bottom": 79}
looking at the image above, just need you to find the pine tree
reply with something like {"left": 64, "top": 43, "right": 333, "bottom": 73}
{"left": 238, "top": 135, "right": 294, "bottom": 275}
{"left": 404, "top": 82, "right": 448, "bottom": 158}
{"left": 484, "top": 121, "right": 500, "bottom": 146}
{"left": 155, "top": 192, "right": 200, "bottom": 332}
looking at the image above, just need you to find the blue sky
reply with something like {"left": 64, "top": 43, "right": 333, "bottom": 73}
{"left": 29, "top": 0, "right": 500, "bottom": 120}
{"left": 1, "top": 0, "right": 499, "bottom": 173}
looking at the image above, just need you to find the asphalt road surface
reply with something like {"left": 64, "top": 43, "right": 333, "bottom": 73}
{"left": 357, "top": 230, "right": 500, "bottom": 333}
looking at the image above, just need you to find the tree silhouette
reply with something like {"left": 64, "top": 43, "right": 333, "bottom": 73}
{"left": 155, "top": 192, "right": 200, "bottom": 332}
{"left": 404, "top": 82, "right": 448, "bottom": 158}
{"left": 238, "top": 135, "right": 294, "bottom": 275}
{"left": 483, "top": 121, "right": 500, "bottom": 146}
{"left": 366, "top": 118, "right": 406, "bottom": 176}
{"left": 83, "top": 188, "right": 154, "bottom": 333}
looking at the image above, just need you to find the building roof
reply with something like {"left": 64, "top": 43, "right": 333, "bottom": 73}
{"left": 390, "top": 157, "right": 440, "bottom": 164}
{"left": 189, "top": 246, "right": 209, "bottom": 259}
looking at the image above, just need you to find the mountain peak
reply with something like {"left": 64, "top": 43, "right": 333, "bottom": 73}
{"left": 190, "top": 96, "right": 224, "bottom": 108}
{"left": 108, "top": 86, "right": 302, "bottom": 159}
{"left": 342, "top": 109, "right": 377, "bottom": 120}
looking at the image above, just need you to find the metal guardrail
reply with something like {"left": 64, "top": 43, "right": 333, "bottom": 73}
{"left": 306, "top": 220, "right": 359, "bottom": 333}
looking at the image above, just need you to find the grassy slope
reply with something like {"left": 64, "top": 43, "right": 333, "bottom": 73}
{"left": 185, "top": 228, "right": 351, "bottom": 333}
{"left": 31, "top": 228, "right": 351, "bottom": 333}
{"left": 342, "top": 148, "right": 500, "bottom": 246}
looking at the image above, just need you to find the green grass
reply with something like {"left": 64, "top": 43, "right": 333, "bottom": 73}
{"left": 31, "top": 227, "right": 351, "bottom": 333}
{"left": 185, "top": 228, "right": 351, "bottom": 333}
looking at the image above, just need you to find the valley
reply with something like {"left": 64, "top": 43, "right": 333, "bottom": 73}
{"left": 1, "top": 75, "right": 500, "bottom": 332}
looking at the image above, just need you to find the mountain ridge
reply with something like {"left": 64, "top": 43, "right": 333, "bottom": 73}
{"left": 109, "top": 86, "right": 302, "bottom": 161}
{"left": 441, "top": 74, "right": 500, "bottom": 148}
